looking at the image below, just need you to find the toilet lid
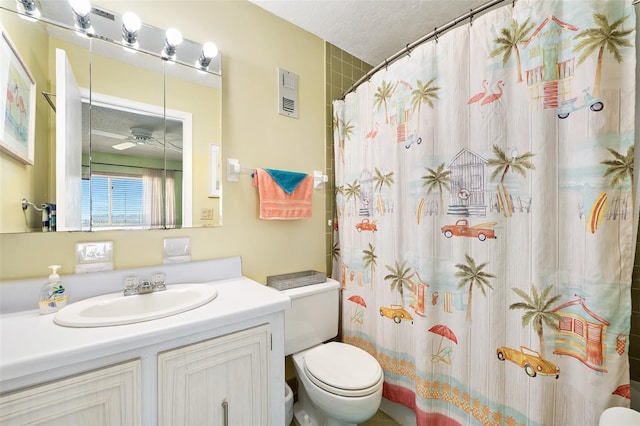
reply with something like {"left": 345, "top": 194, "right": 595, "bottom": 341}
{"left": 304, "top": 342, "right": 383, "bottom": 397}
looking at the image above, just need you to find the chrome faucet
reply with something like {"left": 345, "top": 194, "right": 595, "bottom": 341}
{"left": 123, "top": 273, "right": 167, "bottom": 296}
{"left": 137, "top": 280, "right": 154, "bottom": 294}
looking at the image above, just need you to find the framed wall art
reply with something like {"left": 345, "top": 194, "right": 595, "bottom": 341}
{"left": 0, "top": 27, "right": 36, "bottom": 165}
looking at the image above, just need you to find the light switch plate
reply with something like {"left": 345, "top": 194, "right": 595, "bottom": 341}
{"left": 75, "top": 241, "right": 114, "bottom": 273}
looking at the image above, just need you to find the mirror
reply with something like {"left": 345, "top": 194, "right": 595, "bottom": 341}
{"left": 0, "top": 1, "right": 222, "bottom": 233}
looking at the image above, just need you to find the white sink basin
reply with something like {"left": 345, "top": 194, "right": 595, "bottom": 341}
{"left": 54, "top": 283, "right": 218, "bottom": 327}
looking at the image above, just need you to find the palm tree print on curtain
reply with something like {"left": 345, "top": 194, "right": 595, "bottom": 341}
{"left": 489, "top": 18, "right": 535, "bottom": 83}
{"left": 362, "top": 243, "right": 377, "bottom": 289}
{"left": 574, "top": 13, "right": 633, "bottom": 97}
{"left": 509, "top": 284, "right": 562, "bottom": 359}
{"left": 374, "top": 80, "right": 395, "bottom": 124}
{"left": 601, "top": 145, "right": 634, "bottom": 211}
{"left": 384, "top": 260, "right": 414, "bottom": 309}
{"left": 335, "top": 115, "right": 355, "bottom": 163}
{"left": 343, "top": 180, "right": 360, "bottom": 217}
{"left": 373, "top": 168, "right": 394, "bottom": 216}
{"left": 486, "top": 144, "right": 535, "bottom": 217}
{"left": 455, "top": 254, "right": 496, "bottom": 322}
{"left": 333, "top": 0, "right": 635, "bottom": 424}
{"left": 411, "top": 78, "right": 440, "bottom": 132}
{"left": 421, "top": 163, "right": 451, "bottom": 216}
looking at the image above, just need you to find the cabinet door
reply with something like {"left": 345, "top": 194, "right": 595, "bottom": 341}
{"left": 159, "top": 324, "right": 270, "bottom": 426}
{"left": 0, "top": 360, "right": 141, "bottom": 426}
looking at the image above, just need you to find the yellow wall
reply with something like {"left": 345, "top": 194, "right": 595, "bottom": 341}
{"left": 0, "top": 10, "right": 50, "bottom": 232}
{"left": 0, "top": 0, "right": 326, "bottom": 283}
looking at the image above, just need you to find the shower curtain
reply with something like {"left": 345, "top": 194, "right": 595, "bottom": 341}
{"left": 332, "top": 0, "right": 636, "bottom": 424}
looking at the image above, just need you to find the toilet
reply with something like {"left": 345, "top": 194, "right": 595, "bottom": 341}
{"left": 599, "top": 407, "right": 640, "bottom": 425}
{"left": 283, "top": 279, "right": 383, "bottom": 426}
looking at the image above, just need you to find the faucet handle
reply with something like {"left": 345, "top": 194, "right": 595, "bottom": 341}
{"left": 123, "top": 276, "right": 139, "bottom": 296}
{"left": 152, "top": 272, "right": 167, "bottom": 291}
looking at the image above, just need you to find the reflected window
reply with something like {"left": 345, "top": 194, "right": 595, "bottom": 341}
{"left": 81, "top": 171, "right": 176, "bottom": 230}
{"left": 82, "top": 174, "right": 145, "bottom": 230}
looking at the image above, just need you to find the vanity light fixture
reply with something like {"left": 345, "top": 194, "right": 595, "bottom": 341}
{"left": 69, "top": 0, "right": 93, "bottom": 35}
{"left": 161, "top": 27, "right": 182, "bottom": 60}
{"left": 16, "top": 0, "right": 40, "bottom": 20}
{"left": 121, "top": 11, "right": 141, "bottom": 49}
{"left": 197, "top": 42, "right": 218, "bottom": 71}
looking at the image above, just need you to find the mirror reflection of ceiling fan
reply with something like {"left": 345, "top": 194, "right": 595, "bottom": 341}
{"left": 92, "top": 127, "right": 183, "bottom": 152}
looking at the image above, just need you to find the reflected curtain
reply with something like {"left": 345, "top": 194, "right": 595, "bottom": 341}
{"left": 332, "top": 0, "right": 636, "bottom": 424}
{"left": 165, "top": 171, "right": 176, "bottom": 228}
{"left": 143, "top": 168, "right": 164, "bottom": 228}
{"left": 143, "top": 169, "right": 176, "bottom": 229}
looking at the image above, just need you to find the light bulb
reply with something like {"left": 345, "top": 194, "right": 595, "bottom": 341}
{"left": 69, "top": 0, "right": 91, "bottom": 16}
{"left": 69, "top": 0, "right": 93, "bottom": 35}
{"left": 202, "top": 42, "right": 218, "bottom": 60}
{"left": 122, "top": 12, "right": 141, "bottom": 32}
{"left": 165, "top": 28, "right": 183, "bottom": 47}
{"left": 122, "top": 11, "right": 141, "bottom": 49}
{"left": 196, "top": 42, "right": 218, "bottom": 70}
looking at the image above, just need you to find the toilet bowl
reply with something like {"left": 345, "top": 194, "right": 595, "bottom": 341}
{"left": 283, "top": 280, "right": 384, "bottom": 426}
{"left": 292, "top": 342, "right": 383, "bottom": 426}
{"left": 285, "top": 382, "right": 294, "bottom": 425}
{"left": 599, "top": 407, "right": 640, "bottom": 425}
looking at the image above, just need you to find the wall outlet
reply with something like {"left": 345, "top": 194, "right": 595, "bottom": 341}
{"left": 200, "top": 208, "right": 214, "bottom": 220}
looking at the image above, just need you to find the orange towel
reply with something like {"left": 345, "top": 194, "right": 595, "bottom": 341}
{"left": 253, "top": 168, "right": 313, "bottom": 219}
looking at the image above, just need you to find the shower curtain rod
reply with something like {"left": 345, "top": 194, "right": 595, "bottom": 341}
{"left": 341, "top": 0, "right": 508, "bottom": 99}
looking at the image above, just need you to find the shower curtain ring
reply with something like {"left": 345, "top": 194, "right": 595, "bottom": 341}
{"left": 405, "top": 43, "right": 411, "bottom": 57}
{"left": 435, "top": 28, "right": 439, "bottom": 43}
{"left": 384, "top": 59, "right": 389, "bottom": 70}
{"left": 469, "top": 10, "right": 473, "bottom": 26}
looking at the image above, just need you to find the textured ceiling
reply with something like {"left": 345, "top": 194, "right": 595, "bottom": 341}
{"left": 249, "top": 0, "right": 490, "bottom": 66}
{"left": 84, "top": 104, "right": 183, "bottom": 161}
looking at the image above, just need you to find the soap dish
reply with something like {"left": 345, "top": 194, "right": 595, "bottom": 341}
{"left": 267, "top": 270, "right": 327, "bottom": 290}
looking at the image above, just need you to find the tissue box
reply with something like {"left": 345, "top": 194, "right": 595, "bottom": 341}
{"left": 267, "top": 270, "right": 327, "bottom": 290}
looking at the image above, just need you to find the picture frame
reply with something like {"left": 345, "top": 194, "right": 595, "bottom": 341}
{"left": 0, "top": 26, "right": 36, "bottom": 165}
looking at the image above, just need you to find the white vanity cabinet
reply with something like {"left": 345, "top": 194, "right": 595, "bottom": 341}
{"left": 158, "top": 325, "right": 270, "bottom": 425}
{"left": 0, "top": 360, "right": 141, "bottom": 425}
{"left": 0, "top": 260, "right": 290, "bottom": 426}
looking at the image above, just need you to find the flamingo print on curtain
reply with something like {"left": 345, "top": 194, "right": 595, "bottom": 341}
{"left": 332, "top": 0, "right": 636, "bottom": 424}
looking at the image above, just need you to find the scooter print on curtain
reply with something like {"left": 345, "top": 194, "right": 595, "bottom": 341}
{"left": 332, "top": 0, "right": 636, "bottom": 424}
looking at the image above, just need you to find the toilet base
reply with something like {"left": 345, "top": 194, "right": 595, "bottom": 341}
{"left": 294, "top": 387, "right": 358, "bottom": 426}
{"left": 294, "top": 403, "right": 357, "bottom": 426}
{"left": 293, "top": 401, "right": 320, "bottom": 426}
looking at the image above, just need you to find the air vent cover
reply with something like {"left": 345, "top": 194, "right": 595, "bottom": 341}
{"left": 278, "top": 68, "right": 298, "bottom": 118}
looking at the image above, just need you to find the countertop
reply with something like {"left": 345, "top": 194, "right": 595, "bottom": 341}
{"left": 0, "top": 277, "right": 291, "bottom": 386}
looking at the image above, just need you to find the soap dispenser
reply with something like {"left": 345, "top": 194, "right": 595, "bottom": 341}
{"left": 39, "top": 265, "right": 67, "bottom": 314}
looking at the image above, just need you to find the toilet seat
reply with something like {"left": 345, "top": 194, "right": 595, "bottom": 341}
{"left": 303, "top": 342, "right": 383, "bottom": 397}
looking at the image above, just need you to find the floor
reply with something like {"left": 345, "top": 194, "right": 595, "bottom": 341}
{"left": 360, "top": 410, "right": 402, "bottom": 425}
{"left": 291, "top": 409, "right": 401, "bottom": 425}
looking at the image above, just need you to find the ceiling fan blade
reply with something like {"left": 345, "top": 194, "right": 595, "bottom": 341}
{"left": 144, "top": 138, "right": 181, "bottom": 153}
{"left": 112, "top": 142, "right": 137, "bottom": 151}
{"left": 92, "top": 129, "right": 128, "bottom": 140}
{"left": 166, "top": 141, "right": 183, "bottom": 152}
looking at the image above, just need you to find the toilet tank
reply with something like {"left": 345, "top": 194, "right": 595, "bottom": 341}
{"left": 282, "top": 279, "right": 340, "bottom": 356}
